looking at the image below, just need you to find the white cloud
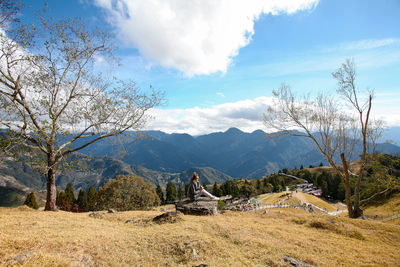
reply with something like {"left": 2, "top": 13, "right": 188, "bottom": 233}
{"left": 145, "top": 92, "right": 400, "bottom": 135}
{"left": 146, "top": 96, "right": 275, "bottom": 135}
{"left": 325, "top": 38, "right": 400, "bottom": 53}
{"left": 94, "top": 0, "right": 319, "bottom": 76}
{"left": 216, "top": 92, "right": 225, "bottom": 98}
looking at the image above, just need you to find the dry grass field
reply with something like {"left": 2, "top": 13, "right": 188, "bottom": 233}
{"left": 363, "top": 193, "right": 400, "bottom": 221}
{"left": 1, "top": 205, "right": 400, "bottom": 266}
{"left": 259, "top": 191, "right": 343, "bottom": 213}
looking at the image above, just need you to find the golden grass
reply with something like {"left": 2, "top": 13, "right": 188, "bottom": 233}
{"left": 295, "top": 193, "right": 338, "bottom": 212}
{"left": 363, "top": 193, "right": 400, "bottom": 221}
{"left": 259, "top": 191, "right": 296, "bottom": 205}
{"left": 260, "top": 191, "right": 342, "bottom": 212}
{"left": 1, "top": 205, "right": 400, "bottom": 266}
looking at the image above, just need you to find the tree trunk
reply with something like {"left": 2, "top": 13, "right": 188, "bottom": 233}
{"left": 44, "top": 163, "right": 57, "bottom": 211}
{"left": 352, "top": 172, "right": 363, "bottom": 218}
{"left": 341, "top": 153, "right": 355, "bottom": 218}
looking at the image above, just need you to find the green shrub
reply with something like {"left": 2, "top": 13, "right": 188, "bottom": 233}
{"left": 217, "top": 200, "right": 226, "bottom": 210}
{"left": 96, "top": 175, "right": 160, "bottom": 211}
{"left": 24, "top": 192, "right": 39, "bottom": 209}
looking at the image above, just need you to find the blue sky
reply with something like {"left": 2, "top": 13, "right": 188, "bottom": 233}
{"left": 22, "top": 0, "right": 400, "bottom": 135}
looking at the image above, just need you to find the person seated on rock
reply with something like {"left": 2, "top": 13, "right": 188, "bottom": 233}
{"left": 188, "top": 172, "right": 220, "bottom": 201}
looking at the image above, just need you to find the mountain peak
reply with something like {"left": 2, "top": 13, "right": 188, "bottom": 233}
{"left": 224, "top": 127, "right": 244, "bottom": 135}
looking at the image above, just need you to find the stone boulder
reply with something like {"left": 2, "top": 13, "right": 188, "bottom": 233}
{"left": 175, "top": 197, "right": 218, "bottom": 215}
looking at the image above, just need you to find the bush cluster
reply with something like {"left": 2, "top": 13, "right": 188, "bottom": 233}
{"left": 56, "top": 174, "right": 160, "bottom": 212}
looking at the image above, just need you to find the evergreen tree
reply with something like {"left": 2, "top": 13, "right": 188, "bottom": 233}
{"left": 321, "top": 180, "right": 329, "bottom": 197}
{"left": 337, "top": 182, "right": 346, "bottom": 201}
{"left": 240, "top": 184, "right": 254, "bottom": 198}
{"left": 65, "top": 183, "right": 76, "bottom": 204}
{"left": 87, "top": 186, "right": 98, "bottom": 211}
{"left": 319, "top": 162, "right": 324, "bottom": 167}
{"left": 165, "top": 181, "right": 176, "bottom": 203}
{"left": 57, "top": 191, "right": 74, "bottom": 211}
{"left": 231, "top": 183, "right": 240, "bottom": 198}
{"left": 177, "top": 183, "right": 185, "bottom": 200}
{"left": 309, "top": 164, "right": 313, "bottom": 168}
{"left": 300, "top": 165, "right": 304, "bottom": 170}
{"left": 256, "top": 179, "right": 261, "bottom": 190}
{"left": 77, "top": 189, "right": 89, "bottom": 212}
{"left": 221, "top": 180, "right": 232, "bottom": 196}
{"left": 263, "top": 178, "right": 269, "bottom": 188}
{"left": 156, "top": 184, "right": 164, "bottom": 204}
{"left": 301, "top": 170, "right": 312, "bottom": 182}
{"left": 24, "top": 192, "right": 39, "bottom": 209}
{"left": 212, "top": 182, "right": 222, "bottom": 197}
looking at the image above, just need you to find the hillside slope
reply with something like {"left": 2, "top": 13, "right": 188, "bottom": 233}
{"left": 0, "top": 154, "right": 233, "bottom": 206}
{"left": 1, "top": 207, "right": 399, "bottom": 266}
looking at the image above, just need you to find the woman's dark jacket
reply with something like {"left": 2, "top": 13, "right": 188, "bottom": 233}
{"left": 188, "top": 180, "right": 201, "bottom": 201}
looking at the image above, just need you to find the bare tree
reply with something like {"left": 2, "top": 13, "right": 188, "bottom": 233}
{"left": 264, "top": 59, "right": 388, "bottom": 218}
{"left": 0, "top": 13, "right": 162, "bottom": 211}
{"left": 0, "top": 0, "right": 23, "bottom": 29}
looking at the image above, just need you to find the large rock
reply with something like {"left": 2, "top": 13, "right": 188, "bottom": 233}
{"left": 175, "top": 197, "right": 218, "bottom": 215}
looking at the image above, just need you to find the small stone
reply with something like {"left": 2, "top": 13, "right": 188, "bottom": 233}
{"left": 283, "top": 256, "right": 315, "bottom": 267}
{"left": 108, "top": 209, "right": 116, "bottom": 213}
{"left": 7, "top": 251, "right": 33, "bottom": 265}
{"left": 125, "top": 219, "right": 134, "bottom": 224}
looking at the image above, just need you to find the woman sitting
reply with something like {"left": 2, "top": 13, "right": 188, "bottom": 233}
{"left": 187, "top": 172, "right": 219, "bottom": 201}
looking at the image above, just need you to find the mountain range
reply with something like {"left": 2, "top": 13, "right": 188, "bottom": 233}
{"left": 76, "top": 127, "right": 400, "bottom": 178}
{"left": 1, "top": 127, "right": 400, "bottom": 206}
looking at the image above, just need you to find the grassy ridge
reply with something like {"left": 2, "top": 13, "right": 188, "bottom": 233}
{"left": 363, "top": 193, "right": 400, "bottom": 220}
{"left": 1, "top": 206, "right": 399, "bottom": 266}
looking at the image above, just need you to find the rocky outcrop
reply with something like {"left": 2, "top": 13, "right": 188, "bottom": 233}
{"left": 175, "top": 197, "right": 218, "bottom": 215}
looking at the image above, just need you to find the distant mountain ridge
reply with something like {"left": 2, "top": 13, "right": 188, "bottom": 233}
{"left": 0, "top": 154, "right": 232, "bottom": 190}
{"left": 1, "top": 127, "right": 400, "bottom": 206}
{"left": 76, "top": 127, "right": 400, "bottom": 178}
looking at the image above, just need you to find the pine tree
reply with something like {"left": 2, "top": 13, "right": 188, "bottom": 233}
{"left": 256, "top": 179, "right": 261, "bottom": 190}
{"left": 24, "top": 192, "right": 39, "bottom": 209}
{"left": 156, "top": 184, "right": 164, "bottom": 204}
{"left": 319, "top": 162, "right": 324, "bottom": 167}
{"left": 321, "top": 180, "right": 329, "bottom": 197}
{"left": 165, "top": 182, "right": 176, "bottom": 203}
{"left": 300, "top": 165, "right": 304, "bottom": 170}
{"left": 56, "top": 191, "right": 67, "bottom": 210}
{"left": 77, "top": 189, "right": 89, "bottom": 212}
{"left": 65, "top": 183, "right": 76, "bottom": 203}
{"left": 212, "top": 182, "right": 222, "bottom": 197}
{"left": 231, "top": 183, "right": 240, "bottom": 198}
{"left": 177, "top": 183, "right": 185, "bottom": 200}
{"left": 87, "top": 186, "right": 98, "bottom": 211}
